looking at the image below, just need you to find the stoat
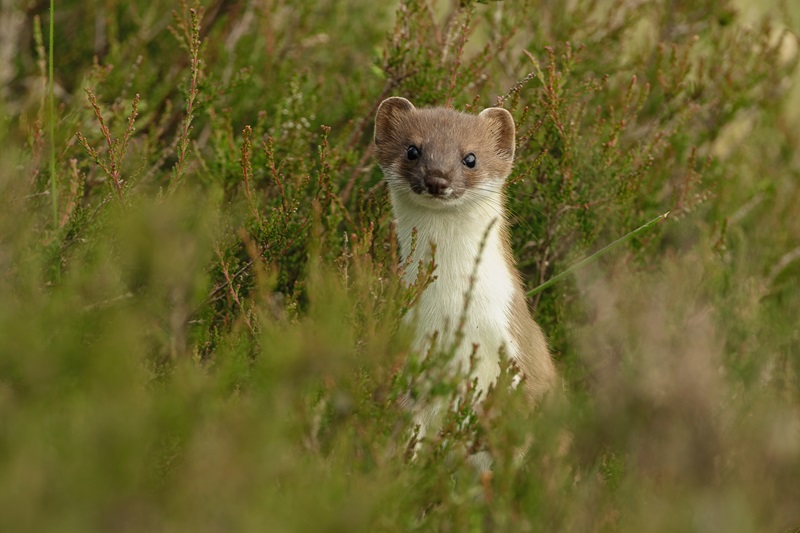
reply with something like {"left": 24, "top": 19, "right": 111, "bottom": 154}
{"left": 374, "top": 97, "right": 556, "bottom": 439}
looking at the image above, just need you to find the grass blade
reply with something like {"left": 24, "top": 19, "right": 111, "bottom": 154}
{"left": 49, "top": 0, "right": 57, "bottom": 227}
{"left": 526, "top": 211, "right": 670, "bottom": 297}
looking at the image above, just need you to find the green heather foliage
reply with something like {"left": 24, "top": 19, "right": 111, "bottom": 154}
{"left": 1, "top": 0, "right": 799, "bottom": 530}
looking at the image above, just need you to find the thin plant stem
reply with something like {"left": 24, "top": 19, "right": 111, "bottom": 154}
{"left": 526, "top": 211, "right": 670, "bottom": 297}
{"left": 48, "top": 0, "right": 57, "bottom": 227}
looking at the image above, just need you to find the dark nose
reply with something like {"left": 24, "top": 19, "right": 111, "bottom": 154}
{"left": 424, "top": 175, "right": 449, "bottom": 196}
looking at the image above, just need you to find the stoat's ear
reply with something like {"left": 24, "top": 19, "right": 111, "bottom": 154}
{"left": 374, "top": 97, "right": 416, "bottom": 147}
{"left": 479, "top": 107, "right": 516, "bottom": 162}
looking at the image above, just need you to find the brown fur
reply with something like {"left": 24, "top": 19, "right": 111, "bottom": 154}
{"left": 501, "top": 222, "right": 557, "bottom": 404}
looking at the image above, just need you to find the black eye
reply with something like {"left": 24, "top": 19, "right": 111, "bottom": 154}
{"left": 463, "top": 153, "right": 476, "bottom": 168}
{"left": 407, "top": 145, "right": 421, "bottom": 161}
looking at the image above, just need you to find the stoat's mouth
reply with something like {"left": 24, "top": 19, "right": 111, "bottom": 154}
{"left": 411, "top": 183, "right": 453, "bottom": 199}
{"left": 386, "top": 175, "right": 468, "bottom": 208}
{"left": 402, "top": 188, "right": 468, "bottom": 210}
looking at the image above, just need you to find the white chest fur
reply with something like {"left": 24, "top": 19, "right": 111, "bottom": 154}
{"left": 391, "top": 187, "right": 520, "bottom": 394}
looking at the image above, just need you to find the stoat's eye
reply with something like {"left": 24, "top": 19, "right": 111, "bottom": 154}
{"left": 406, "top": 145, "right": 421, "bottom": 161}
{"left": 463, "top": 153, "right": 477, "bottom": 168}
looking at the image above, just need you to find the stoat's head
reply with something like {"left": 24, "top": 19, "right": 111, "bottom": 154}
{"left": 374, "top": 97, "right": 515, "bottom": 207}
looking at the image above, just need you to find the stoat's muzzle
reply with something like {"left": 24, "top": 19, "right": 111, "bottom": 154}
{"left": 419, "top": 171, "right": 453, "bottom": 198}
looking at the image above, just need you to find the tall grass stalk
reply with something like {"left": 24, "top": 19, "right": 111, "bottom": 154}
{"left": 526, "top": 211, "right": 670, "bottom": 297}
{"left": 48, "top": 0, "right": 56, "bottom": 227}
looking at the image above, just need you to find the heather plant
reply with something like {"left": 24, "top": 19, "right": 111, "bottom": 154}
{"left": 1, "top": 0, "right": 799, "bottom": 531}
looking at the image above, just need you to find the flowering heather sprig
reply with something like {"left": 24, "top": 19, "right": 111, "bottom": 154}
{"left": 169, "top": 0, "right": 205, "bottom": 188}
{"left": 75, "top": 90, "right": 140, "bottom": 204}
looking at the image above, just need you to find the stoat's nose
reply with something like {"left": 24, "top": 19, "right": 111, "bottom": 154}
{"left": 424, "top": 175, "right": 450, "bottom": 196}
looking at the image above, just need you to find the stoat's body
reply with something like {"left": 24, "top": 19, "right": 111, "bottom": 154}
{"left": 374, "top": 97, "right": 556, "bottom": 434}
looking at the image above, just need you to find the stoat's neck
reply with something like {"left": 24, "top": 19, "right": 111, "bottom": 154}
{"left": 391, "top": 190, "right": 512, "bottom": 284}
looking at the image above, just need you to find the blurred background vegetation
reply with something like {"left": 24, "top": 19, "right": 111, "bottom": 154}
{"left": 1, "top": 0, "right": 799, "bottom": 530}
